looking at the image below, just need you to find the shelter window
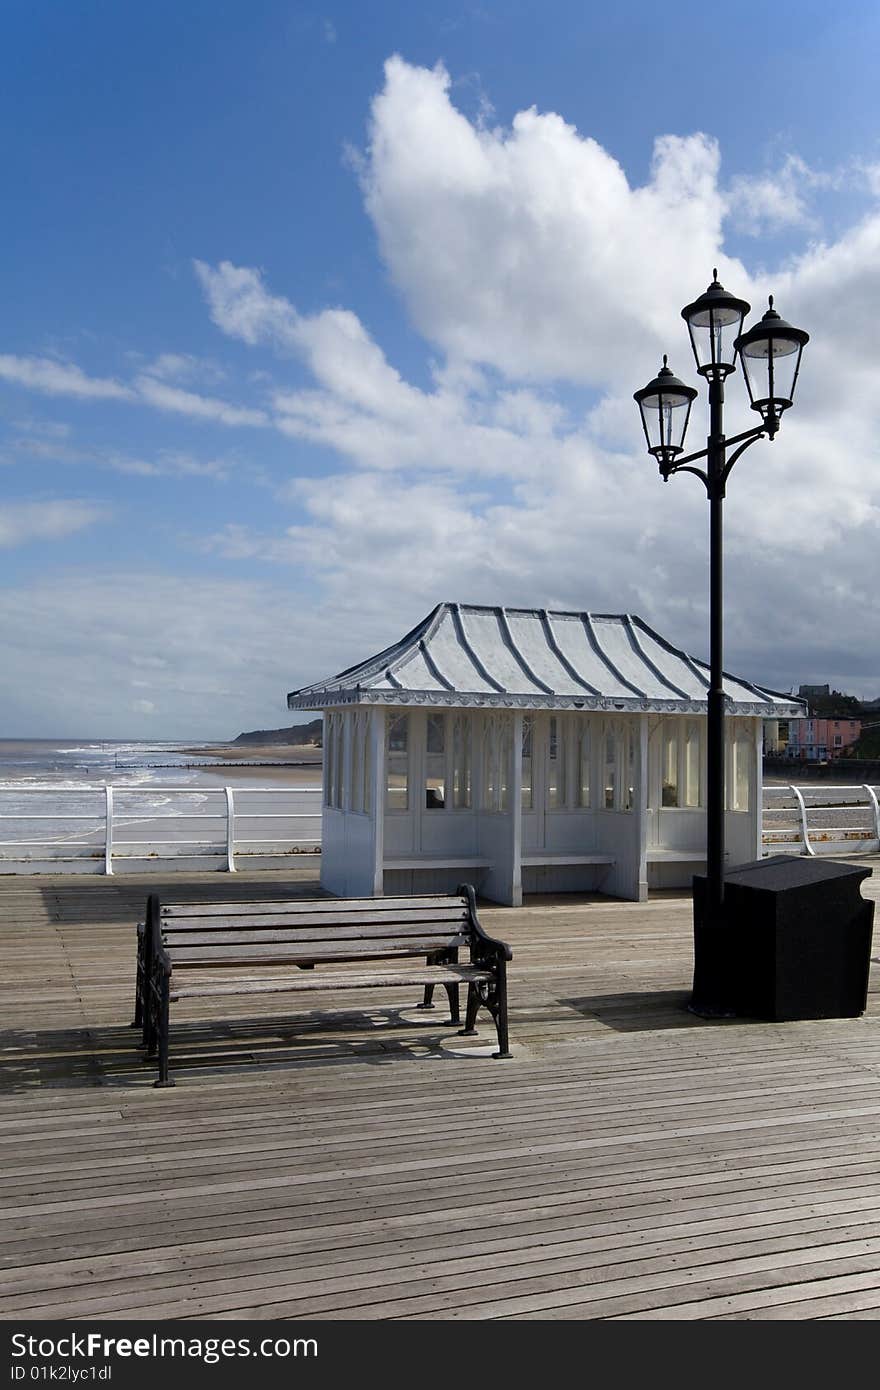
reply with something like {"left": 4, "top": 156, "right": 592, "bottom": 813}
{"left": 684, "top": 720, "right": 701, "bottom": 808}
{"left": 386, "top": 713, "right": 409, "bottom": 811}
{"left": 604, "top": 729, "right": 617, "bottom": 809}
{"left": 624, "top": 723, "right": 636, "bottom": 811}
{"left": 482, "top": 714, "right": 512, "bottom": 813}
{"left": 548, "top": 716, "right": 567, "bottom": 810}
{"left": 323, "top": 716, "right": 332, "bottom": 808}
{"left": 425, "top": 713, "right": 446, "bottom": 809}
{"left": 659, "top": 718, "right": 705, "bottom": 809}
{"left": 577, "top": 718, "right": 592, "bottom": 809}
{"left": 452, "top": 713, "right": 472, "bottom": 809}
{"left": 324, "top": 712, "right": 344, "bottom": 810}
{"left": 662, "top": 727, "right": 679, "bottom": 807}
{"left": 601, "top": 719, "right": 637, "bottom": 812}
{"left": 729, "top": 726, "right": 751, "bottom": 811}
{"left": 351, "top": 711, "right": 370, "bottom": 814}
{"left": 521, "top": 716, "right": 533, "bottom": 811}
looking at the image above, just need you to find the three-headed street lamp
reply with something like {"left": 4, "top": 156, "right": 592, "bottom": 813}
{"left": 634, "top": 272, "right": 809, "bottom": 1014}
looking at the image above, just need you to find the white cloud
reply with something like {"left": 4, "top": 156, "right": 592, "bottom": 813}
{"left": 0, "top": 499, "right": 109, "bottom": 548}
{"left": 360, "top": 57, "right": 730, "bottom": 385}
{"left": 726, "top": 156, "right": 819, "bottom": 235}
{"left": 0, "top": 355, "right": 133, "bottom": 400}
{"left": 142, "top": 352, "right": 228, "bottom": 385}
{"left": 725, "top": 153, "right": 880, "bottom": 236}
{"left": 134, "top": 374, "right": 269, "bottom": 428}
{"left": 2, "top": 431, "right": 234, "bottom": 481}
{"left": 0, "top": 351, "right": 268, "bottom": 432}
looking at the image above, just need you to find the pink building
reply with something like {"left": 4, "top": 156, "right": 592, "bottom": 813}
{"left": 786, "top": 717, "right": 861, "bottom": 761}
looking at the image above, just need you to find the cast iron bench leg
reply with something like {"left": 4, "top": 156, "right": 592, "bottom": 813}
{"left": 154, "top": 972, "right": 175, "bottom": 1088}
{"left": 444, "top": 982, "right": 461, "bottom": 1025}
{"left": 131, "top": 924, "right": 144, "bottom": 1029}
{"left": 458, "top": 983, "right": 479, "bottom": 1037}
{"left": 415, "top": 984, "right": 436, "bottom": 1010}
{"left": 492, "top": 963, "right": 512, "bottom": 1059}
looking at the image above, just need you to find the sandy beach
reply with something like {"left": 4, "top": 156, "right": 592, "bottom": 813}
{"left": 178, "top": 744, "right": 322, "bottom": 786}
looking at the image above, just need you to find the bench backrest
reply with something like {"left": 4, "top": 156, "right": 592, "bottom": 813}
{"left": 151, "top": 893, "right": 477, "bottom": 968}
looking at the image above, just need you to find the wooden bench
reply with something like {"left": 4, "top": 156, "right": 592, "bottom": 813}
{"left": 134, "top": 886, "right": 513, "bottom": 1086}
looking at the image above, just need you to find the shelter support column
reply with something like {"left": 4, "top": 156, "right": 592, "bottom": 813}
{"left": 509, "top": 712, "right": 523, "bottom": 907}
{"left": 370, "top": 706, "right": 386, "bottom": 896}
{"left": 752, "top": 719, "right": 764, "bottom": 861}
{"left": 476, "top": 709, "right": 521, "bottom": 907}
{"left": 636, "top": 713, "right": 649, "bottom": 902}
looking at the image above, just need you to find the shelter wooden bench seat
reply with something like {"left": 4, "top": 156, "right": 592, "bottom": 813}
{"left": 520, "top": 853, "right": 615, "bottom": 868}
{"left": 382, "top": 855, "right": 493, "bottom": 871}
{"left": 134, "top": 886, "right": 513, "bottom": 1087}
{"left": 645, "top": 849, "right": 709, "bottom": 862}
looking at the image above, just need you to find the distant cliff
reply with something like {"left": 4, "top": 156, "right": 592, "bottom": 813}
{"left": 232, "top": 719, "right": 322, "bottom": 747}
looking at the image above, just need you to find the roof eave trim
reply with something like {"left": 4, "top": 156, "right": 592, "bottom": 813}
{"left": 286, "top": 688, "right": 802, "bottom": 716}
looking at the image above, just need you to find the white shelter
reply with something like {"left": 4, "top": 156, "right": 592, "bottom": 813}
{"left": 288, "top": 603, "right": 804, "bottom": 906}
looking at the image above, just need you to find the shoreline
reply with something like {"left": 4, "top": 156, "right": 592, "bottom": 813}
{"left": 179, "top": 743, "right": 322, "bottom": 763}
{"left": 177, "top": 744, "right": 323, "bottom": 787}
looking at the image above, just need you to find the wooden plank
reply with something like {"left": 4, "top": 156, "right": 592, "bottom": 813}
{"left": 168, "top": 936, "right": 471, "bottom": 966}
{"left": 161, "top": 895, "right": 465, "bottom": 918}
{"left": 174, "top": 967, "right": 491, "bottom": 997}
{"left": 162, "top": 918, "right": 469, "bottom": 942}
{"left": 160, "top": 907, "right": 470, "bottom": 931}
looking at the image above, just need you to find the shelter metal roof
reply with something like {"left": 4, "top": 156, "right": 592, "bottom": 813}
{"left": 287, "top": 603, "right": 805, "bottom": 717}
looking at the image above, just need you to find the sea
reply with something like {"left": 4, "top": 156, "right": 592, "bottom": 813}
{"left": 0, "top": 740, "right": 322, "bottom": 863}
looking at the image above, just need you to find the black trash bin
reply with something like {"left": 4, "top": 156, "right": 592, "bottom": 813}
{"left": 692, "top": 854, "right": 875, "bottom": 1021}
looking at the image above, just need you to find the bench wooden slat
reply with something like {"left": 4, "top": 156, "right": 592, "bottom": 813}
{"left": 161, "top": 895, "right": 463, "bottom": 919}
{"left": 163, "top": 923, "right": 470, "bottom": 946}
{"left": 161, "top": 907, "right": 468, "bottom": 932}
{"left": 172, "top": 964, "right": 493, "bottom": 999}
{"left": 168, "top": 937, "right": 470, "bottom": 967}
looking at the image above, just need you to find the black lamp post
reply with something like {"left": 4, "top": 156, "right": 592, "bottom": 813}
{"left": 634, "top": 272, "right": 808, "bottom": 1014}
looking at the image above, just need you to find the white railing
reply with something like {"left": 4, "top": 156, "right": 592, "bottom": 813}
{"left": 0, "top": 784, "right": 322, "bottom": 875}
{"left": 0, "top": 781, "right": 877, "bottom": 876}
{"left": 762, "top": 784, "right": 880, "bottom": 857}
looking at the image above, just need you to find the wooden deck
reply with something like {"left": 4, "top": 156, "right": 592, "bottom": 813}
{"left": 2, "top": 863, "right": 880, "bottom": 1321}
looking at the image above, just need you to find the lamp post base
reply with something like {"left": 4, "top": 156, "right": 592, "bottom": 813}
{"left": 689, "top": 901, "right": 738, "bottom": 1018}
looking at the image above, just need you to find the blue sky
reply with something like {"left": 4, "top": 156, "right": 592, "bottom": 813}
{"left": 2, "top": 1, "right": 880, "bottom": 736}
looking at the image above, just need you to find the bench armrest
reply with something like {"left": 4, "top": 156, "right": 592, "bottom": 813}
{"left": 457, "top": 882, "right": 513, "bottom": 962}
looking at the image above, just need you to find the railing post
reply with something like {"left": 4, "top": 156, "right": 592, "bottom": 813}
{"left": 790, "top": 785, "right": 814, "bottom": 857}
{"left": 104, "top": 785, "right": 114, "bottom": 875}
{"left": 865, "top": 784, "right": 880, "bottom": 846}
{"left": 225, "top": 786, "right": 236, "bottom": 872}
